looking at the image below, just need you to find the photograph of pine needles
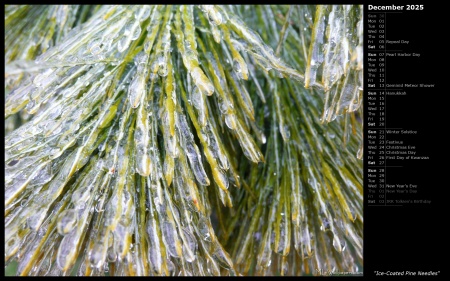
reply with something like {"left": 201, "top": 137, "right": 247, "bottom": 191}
{"left": 4, "top": 5, "right": 363, "bottom": 276}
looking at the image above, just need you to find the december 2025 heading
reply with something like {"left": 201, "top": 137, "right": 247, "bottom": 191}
{"left": 368, "top": 5, "right": 424, "bottom": 11}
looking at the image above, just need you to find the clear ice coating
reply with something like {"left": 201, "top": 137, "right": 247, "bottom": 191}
{"left": 306, "top": 5, "right": 363, "bottom": 121}
{"left": 162, "top": 221, "right": 182, "bottom": 258}
{"left": 5, "top": 4, "right": 362, "bottom": 277}
{"left": 128, "top": 69, "right": 146, "bottom": 109}
{"left": 57, "top": 209, "right": 78, "bottom": 235}
{"left": 304, "top": 6, "right": 326, "bottom": 88}
{"left": 177, "top": 112, "right": 210, "bottom": 186}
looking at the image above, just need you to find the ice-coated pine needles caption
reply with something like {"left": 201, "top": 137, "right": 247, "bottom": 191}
{"left": 5, "top": 5, "right": 363, "bottom": 276}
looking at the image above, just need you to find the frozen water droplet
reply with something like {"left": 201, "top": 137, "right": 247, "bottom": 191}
{"left": 158, "top": 64, "right": 168, "bottom": 77}
{"left": 261, "top": 133, "right": 267, "bottom": 144}
{"left": 89, "top": 243, "right": 106, "bottom": 268}
{"left": 212, "top": 167, "right": 228, "bottom": 191}
{"left": 357, "top": 144, "right": 363, "bottom": 159}
{"left": 134, "top": 51, "right": 147, "bottom": 65}
{"left": 233, "top": 59, "right": 241, "bottom": 73}
{"left": 31, "top": 164, "right": 53, "bottom": 185}
{"left": 212, "top": 26, "right": 221, "bottom": 43}
{"left": 88, "top": 39, "right": 102, "bottom": 55}
{"left": 33, "top": 69, "right": 54, "bottom": 87}
{"left": 144, "top": 41, "right": 152, "bottom": 53}
{"left": 191, "top": 86, "right": 203, "bottom": 110}
{"left": 118, "top": 37, "right": 129, "bottom": 53}
{"left": 128, "top": 74, "right": 146, "bottom": 108}
{"left": 107, "top": 246, "right": 117, "bottom": 262}
{"left": 332, "top": 237, "right": 346, "bottom": 252}
{"left": 212, "top": 245, "right": 234, "bottom": 270}
{"left": 162, "top": 221, "right": 181, "bottom": 258}
{"left": 27, "top": 212, "right": 45, "bottom": 231}
{"left": 131, "top": 25, "right": 141, "bottom": 41}
{"left": 182, "top": 228, "right": 197, "bottom": 262}
{"left": 198, "top": 217, "right": 212, "bottom": 242}
{"left": 207, "top": 9, "right": 223, "bottom": 26}
{"left": 224, "top": 114, "right": 237, "bottom": 130}
{"left": 20, "top": 199, "right": 28, "bottom": 207}
{"left": 72, "top": 187, "right": 88, "bottom": 206}
{"left": 5, "top": 234, "right": 20, "bottom": 258}
{"left": 141, "top": 7, "right": 151, "bottom": 21}
{"left": 57, "top": 231, "right": 77, "bottom": 270}
{"left": 26, "top": 99, "right": 36, "bottom": 112}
